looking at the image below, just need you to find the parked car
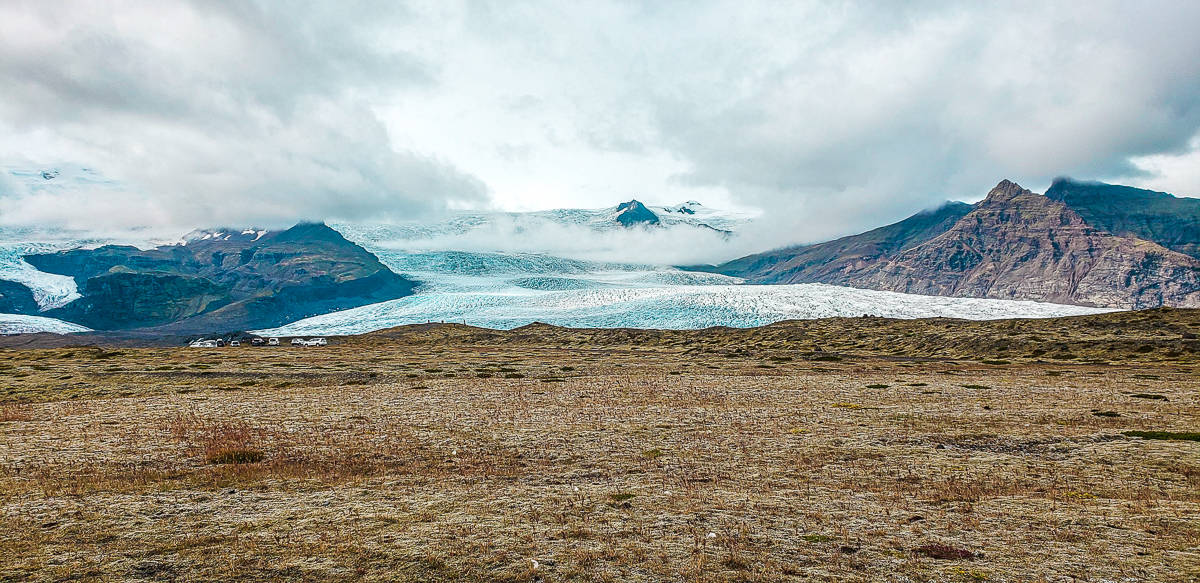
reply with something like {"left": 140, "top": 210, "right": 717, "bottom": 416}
{"left": 229, "top": 340, "right": 241, "bottom": 347}
{"left": 188, "top": 339, "right": 218, "bottom": 348}
{"left": 310, "top": 337, "right": 328, "bottom": 346}
{"left": 291, "top": 338, "right": 305, "bottom": 346}
{"left": 250, "top": 338, "right": 264, "bottom": 346}
{"left": 267, "top": 337, "right": 279, "bottom": 346}
{"left": 215, "top": 339, "right": 225, "bottom": 347}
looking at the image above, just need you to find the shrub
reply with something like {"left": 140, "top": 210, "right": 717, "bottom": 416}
{"left": 1123, "top": 430, "right": 1200, "bottom": 442}
{"left": 206, "top": 448, "right": 264, "bottom": 465}
{"left": 915, "top": 543, "right": 974, "bottom": 560}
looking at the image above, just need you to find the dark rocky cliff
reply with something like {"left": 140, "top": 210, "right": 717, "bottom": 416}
{"left": 0, "top": 280, "right": 39, "bottom": 315}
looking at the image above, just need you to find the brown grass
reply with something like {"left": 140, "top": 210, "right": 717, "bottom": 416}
{"left": 0, "top": 311, "right": 1198, "bottom": 580}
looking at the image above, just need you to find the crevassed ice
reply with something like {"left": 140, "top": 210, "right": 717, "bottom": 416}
{"left": 0, "top": 313, "right": 90, "bottom": 334}
{"left": 256, "top": 282, "right": 1115, "bottom": 336}
{"left": 0, "top": 248, "right": 80, "bottom": 310}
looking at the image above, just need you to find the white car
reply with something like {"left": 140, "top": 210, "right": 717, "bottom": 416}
{"left": 310, "top": 337, "right": 328, "bottom": 346}
{"left": 229, "top": 340, "right": 240, "bottom": 347}
{"left": 267, "top": 337, "right": 279, "bottom": 346}
{"left": 290, "top": 338, "right": 305, "bottom": 346}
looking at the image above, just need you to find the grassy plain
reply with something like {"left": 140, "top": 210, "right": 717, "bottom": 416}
{"left": 1, "top": 309, "right": 1198, "bottom": 581}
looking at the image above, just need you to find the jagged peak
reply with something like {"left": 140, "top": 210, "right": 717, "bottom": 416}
{"left": 982, "top": 179, "right": 1032, "bottom": 203}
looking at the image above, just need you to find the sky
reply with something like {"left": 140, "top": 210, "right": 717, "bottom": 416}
{"left": 2, "top": 0, "right": 1200, "bottom": 249}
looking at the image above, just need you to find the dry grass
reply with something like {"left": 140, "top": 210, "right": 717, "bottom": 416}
{"left": 0, "top": 310, "right": 1198, "bottom": 581}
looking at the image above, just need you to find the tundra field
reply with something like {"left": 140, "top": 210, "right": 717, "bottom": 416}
{"left": 1, "top": 309, "right": 1198, "bottom": 582}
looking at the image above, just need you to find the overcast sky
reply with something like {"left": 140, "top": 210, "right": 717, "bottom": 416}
{"left": 2, "top": 0, "right": 1199, "bottom": 244}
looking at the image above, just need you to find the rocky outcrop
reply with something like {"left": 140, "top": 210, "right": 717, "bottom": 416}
{"left": 614, "top": 200, "right": 660, "bottom": 227}
{"left": 26, "top": 222, "right": 417, "bottom": 332}
{"left": 710, "top": 180, "right": 1200, "bottom": 309}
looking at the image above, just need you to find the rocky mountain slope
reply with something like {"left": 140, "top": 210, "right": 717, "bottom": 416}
{"left": 23, "top": 223, "right": 417, "bottom": 331}
{"left": 1045, "top": 178, "right": 1200, "bottom": 259}
{"left": 710, "top": 180, "right": 1200, "bottom": 309}
{"left": 703, "top": 201, "right": 972, "bottom": 284}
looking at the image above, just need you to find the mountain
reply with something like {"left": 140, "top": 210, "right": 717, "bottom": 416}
{"left": 1045, "top": 178, "right": 1200, "bottom": 259}
{"left": 613, "top": 199, "right": 660, "bottom": 227}
{"left": 710, "top": 180, "right": 1200, "bottom": 309}
{"left": 861, "top": 180, "right": 1200, "bottom": 308}
{"left": 24, "top": 222, "right": 417, "bottom": 332}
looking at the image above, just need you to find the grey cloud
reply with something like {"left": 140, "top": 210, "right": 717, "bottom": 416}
{"left": 0, "top": 1, "right": 485, "bottom": 229}
{"left": 2, "top": 0, "right": 1199, "bottom": 245}
{"left": 459, "top": 1, "right": 1200, "bottom": 242}
{"left": 641, "top": 1, "right": 1200, "bottom": 239}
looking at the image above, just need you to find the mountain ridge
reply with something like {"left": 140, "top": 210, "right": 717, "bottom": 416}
{"left": 707, "top": 179, "right": 1200, "bottom": 308}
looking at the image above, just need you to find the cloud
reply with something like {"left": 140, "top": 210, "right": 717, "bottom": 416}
{"left": 2, "top": 0, "right": 1199, "bottom": 247}
{"left": 636, "top": 1, "right": 1200, "bottom": 239}
{"left": 0, "top": 1, "right": 487, "bottom": 229}
{"left": 375, "top": 215, "right": 760, "bottom": 266}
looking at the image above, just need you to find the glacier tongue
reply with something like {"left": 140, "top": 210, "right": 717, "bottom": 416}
{"left": 0, "top": 251, "right": 80, "bottom": 310}
{"left": 255, "top": 281, "right": 1115, "bottom": 337}
{"left": 0, "top": 313, "right": 90, "bottom": 334}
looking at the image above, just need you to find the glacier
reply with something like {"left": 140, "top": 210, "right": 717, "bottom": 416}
{"left": 254, "top": 280, "right": 1114, "bottom": 336}
{"left": 0, "top": 232, "right": 82, "bottom": 310}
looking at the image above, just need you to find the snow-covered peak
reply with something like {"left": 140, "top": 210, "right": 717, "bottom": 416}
{"left": 661, "top": 201, "right": 704, "bottom": 215}
{"left": 183, "top": 228, "right": 270, "bottom": 245}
